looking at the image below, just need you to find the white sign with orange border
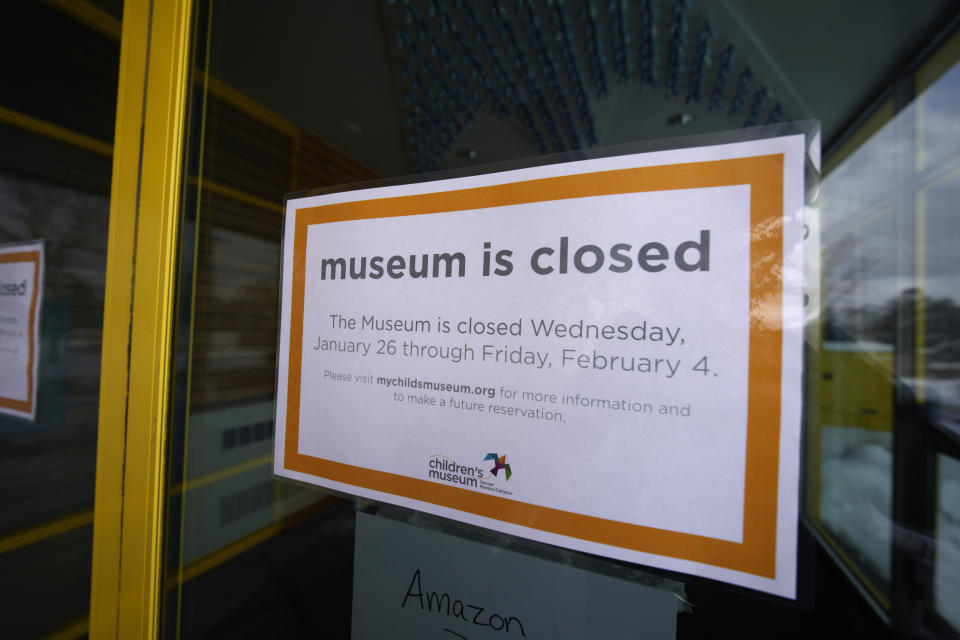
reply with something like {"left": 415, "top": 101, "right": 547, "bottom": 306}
{"left": 0, "top": 240, "right": 43, "bottom": 421}
{"left": 275, "top": 136, "right": 806, "bottom": 597}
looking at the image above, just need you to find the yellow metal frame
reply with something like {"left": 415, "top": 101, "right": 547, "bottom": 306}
{"left": 89, "top": 0, "right": 194, "bottom": 637}
{"left": 915, "top": 26, "right": 960, "bottom": 95}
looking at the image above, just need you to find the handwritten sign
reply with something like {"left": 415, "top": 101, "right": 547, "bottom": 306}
{"left": 352, "top": 512, "right": 677, "bottom": 639}
{"left": 276, "top": 136, "right": 806, "bottom": 596}
{"left": 0, "top": 240, "right": 43, "bottom": 421}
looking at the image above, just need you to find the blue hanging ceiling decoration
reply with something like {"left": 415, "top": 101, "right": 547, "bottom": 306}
{"left": 637, "top": 0, "right": 658, "bottom": 88}
{"left": 581, "top": 0, "right": 607, "bottom": 98}
{"left": 708, "top": 43, "right": 734, "bottom": 112}
{"left": 608, "top": 0, "right": 632, "bottom": 86}
{"left": 518, "top": 0, "right": 582, "bottom": 150}
{"left": 385, "top": 0, "right": 789, "bottom": 173}
{"left": 685, "top": 20, "right": 713, "bottom": 104}
{"left": 727, "top": 67, "right": 754, "bottom": 117}
{"left": 664, "top": 0, "right": 688, "bottom": 97}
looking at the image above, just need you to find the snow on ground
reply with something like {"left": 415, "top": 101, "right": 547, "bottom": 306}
{"left": 819, "top": 425, "right": 960, "bottom": 631}
{"left": 819, "top": 425, "right": 893, "bottom": 585}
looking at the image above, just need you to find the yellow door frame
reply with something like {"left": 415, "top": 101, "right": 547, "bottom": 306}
{"left": 89, "top": 0, "right": 194, "bottom": 637}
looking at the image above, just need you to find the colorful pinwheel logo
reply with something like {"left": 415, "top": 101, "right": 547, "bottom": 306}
{"left": 484, "top": 453, "right": 512, "bottom": 481}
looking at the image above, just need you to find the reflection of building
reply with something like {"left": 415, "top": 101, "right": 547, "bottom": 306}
{"left": 818, "top": 341, "right": 895, "bottom": 593}
{"left": 1, "top": 1, "right": 960, "bottom": 638}
{"left": 177, "top": 402, "right": 307, "bottom": 565}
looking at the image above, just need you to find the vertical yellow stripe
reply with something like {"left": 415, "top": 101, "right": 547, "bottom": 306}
{"left": 916, "top": 88, "right": 928, "bottom": 172}
{"left": 89, "top": 1, "right": 195, "bottom": 638}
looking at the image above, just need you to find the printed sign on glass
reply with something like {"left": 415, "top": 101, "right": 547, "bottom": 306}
{"left": 0, "top": 240, "right": 44, "bottom": 421}
{"left": 275, "top": 136, "right": 807, "bottom": 597}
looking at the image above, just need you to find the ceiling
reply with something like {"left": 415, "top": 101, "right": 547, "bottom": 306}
{"left": 208, "top": 0, "right": 956, "bottom": 177}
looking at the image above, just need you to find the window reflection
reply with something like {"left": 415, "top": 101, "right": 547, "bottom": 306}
{"left": 920, "top": 170, "right": 960, "bottom": 425}
{"left": 0, "top": 171, "right": 109, "bottom": 638}
{"left": 816, "top": 55, "right": 960, "bottom": 616}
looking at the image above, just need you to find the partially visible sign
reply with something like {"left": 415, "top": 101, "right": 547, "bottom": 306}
{"left": 352, "top": 511, "right": 677, "bottom": 640}
{"left": 276, "top": 136, "right": 806, "bottom": 597}
{"left": 0, "top": 241, "right": 43, "bottom": 421}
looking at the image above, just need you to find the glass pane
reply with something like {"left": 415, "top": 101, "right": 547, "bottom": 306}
{"left": 812, "top": 49, "right": 960, "bottom": 626}
{"left": 921, "top": 166, "right": 960, "bottom": 415}
{"left": 818, "top": 205, "right": 897, "bottom": 598}
{"left": 814, "top": 100, "right": 907, "bottom": 609}
{"left": 0, "top": 3, "right": 119, "bottom": 638}
{"left": 921, "top": 86, "right": 960, "bottom": 633}
{"left": 164, "top": 1, "right": 957, "bottom": 637}
{"left": 936, "top": 454, "right": 960, "bottom": 632}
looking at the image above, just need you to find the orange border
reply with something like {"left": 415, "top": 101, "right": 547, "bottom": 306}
{"left": 284, "top": 155, "right": 785, "bottom": 578}
{"left": 0, "top": 250, "right": 41, "bottom": 417}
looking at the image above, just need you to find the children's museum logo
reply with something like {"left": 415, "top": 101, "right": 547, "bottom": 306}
{"left": 427, "top": 455, "right": 484, "bottom": 488}
{"left": 484, "top": 453, "right": 512, "bottom": 481}
{"left": 425, "top": 453, "right": 514, "bottom": 496}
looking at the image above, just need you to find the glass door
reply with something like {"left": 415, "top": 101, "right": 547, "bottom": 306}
{"left": 85, "top": 1, "right": 960, "bottom": 638}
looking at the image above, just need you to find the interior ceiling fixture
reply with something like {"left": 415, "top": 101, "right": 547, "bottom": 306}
{"left": 666, "top": 112, "right": 695, "bottom": 126}
{"left": 383, "top": 0, "right": 787, "bottom": 172}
